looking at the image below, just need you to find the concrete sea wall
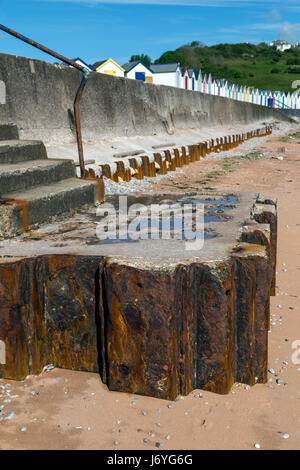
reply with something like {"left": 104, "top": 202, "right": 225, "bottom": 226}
{"left": 0, "top": 52, "right": 290, "bottom": 144}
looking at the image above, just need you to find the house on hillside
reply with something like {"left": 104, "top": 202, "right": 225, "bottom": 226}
{"left": 122, "top": 61, "right": 154, "bottom": 83}
{"left": 95, "top": 59, "right": 125, "bottom": 77}
{"left": 270, "top": 40, "right": 292, "bottom": 52}
{"left": 151, "top": 63, "right": 182, "bottom": 88}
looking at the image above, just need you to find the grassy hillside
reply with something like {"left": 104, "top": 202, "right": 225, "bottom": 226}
{"left": 155, "top": 42, "right": 300, "bottom": 92}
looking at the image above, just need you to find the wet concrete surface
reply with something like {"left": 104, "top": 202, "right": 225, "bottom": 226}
{"left": 0, "top": 191, "right": 267, "bottom": 263}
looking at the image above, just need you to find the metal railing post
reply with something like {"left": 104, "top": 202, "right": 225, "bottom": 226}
{"left": 74, "top": 73, "right": 89, "bottom": 178}
{"left": 0, "top": 24, "right": 90, "bottom": 178}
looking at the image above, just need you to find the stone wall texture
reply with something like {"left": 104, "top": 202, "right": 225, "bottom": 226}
{"left": 0, "top": 52, "right": 290, "bottom": 144}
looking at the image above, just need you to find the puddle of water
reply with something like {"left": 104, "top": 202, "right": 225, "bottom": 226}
{"left": 97, "top": 238, "right": 138, "bottom": 245}
{"left": 96, "top": 231, "right": 217, "bottom": 244}
{"left": 93, "top": 196, "right": 236, "bottom": 245}
{"left": 204, "top": 216, "right": 223, "bottom": 223}
{"left": 178, "top": 195, "right": 238, "bottom": 206}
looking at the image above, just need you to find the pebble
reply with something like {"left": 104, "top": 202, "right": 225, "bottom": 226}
{"left": 21, "top": 427, "right": 27, "bottom": 432}
{"left": 114, "top": 440, "right": 120, "bottom": 446}
{"left": 165, "top": 435, "right": 171, "bottom": 440}
{"left": 283, "top": 433, "right": 290, "bottom": 439}
{"left": 254, "top": 443, "right": 261, "bottom": 449}
{"left": 142, "top": 411, "right": 147, "bottom": 416}
{"left": 143, "top": 438, "right": 149, "bottom": 444}
{"left": 104, "top": 173, "right": 175, "bottom": 195}
{"left": 276, "top": 379, "right": 283, "bottom": 384}
{"left": 5, "top": 411, "right": 14, "bottom": 420}
{"left": 268, "top": 368, "right": 275, "bottom": 374}
{"left": 155, "top": 442, "right": 163, "bottom": 448}
{"left": 42, "top": 364, "right": 54, "bottom": 373}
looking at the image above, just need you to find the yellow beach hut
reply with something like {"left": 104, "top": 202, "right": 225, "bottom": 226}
{"left": 95, "top": 59, "right": 125, "bottom": 77}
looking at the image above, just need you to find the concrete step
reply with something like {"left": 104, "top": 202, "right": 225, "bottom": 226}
{"left": 0, "top": 124, "right": 19, "bottom": 141}
{"left": 0, "top": 140, "right": 47, "bottom": 164}
{"left": 0, "top": 178, "right": 99, "bottom": 237}
{"left": 0, "top": 159, "right": 76, "bottom": 194}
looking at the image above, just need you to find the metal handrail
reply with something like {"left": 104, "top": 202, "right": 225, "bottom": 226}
{"left": 0, "top": 24, "right": 90, "bottom": 177}
{"left": 273, "top": 98, "right": 300, "bottom": 118}
{"left": 273, "top": 98, "right": 298, "bottom": 110}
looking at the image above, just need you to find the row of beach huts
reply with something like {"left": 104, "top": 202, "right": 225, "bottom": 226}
{"left": 71, "top": 57, "right": 300, "bottom": 110}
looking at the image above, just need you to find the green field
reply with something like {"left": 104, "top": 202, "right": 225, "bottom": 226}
{"left": 154, "top": 42, "right": 300, "bottom": 93}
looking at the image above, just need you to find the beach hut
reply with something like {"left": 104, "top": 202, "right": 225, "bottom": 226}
{"left": 150, "top": 63, "right": 182, "bottom": 88}
{"left": 122, "top": 61, "right": 154, "bottom": 82}
{"left": 95, "top": 58, "right": 125, "bottom": 77}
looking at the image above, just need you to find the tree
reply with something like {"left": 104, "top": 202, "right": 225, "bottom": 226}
{"left": 155, "top": 51, "right": 184, "bottom": 65}
{"left": 129, "top": 54, "right": 152, "bottom": 67}
{"left": 209, "top": 55, "right": 225, "bottom": 67}
{"left": 189, "top": 41, "right": 207, "bottom": 49}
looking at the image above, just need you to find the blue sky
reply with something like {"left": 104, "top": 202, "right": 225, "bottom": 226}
{"left": 0, "top": 0, "right": 300, "bottom": 66}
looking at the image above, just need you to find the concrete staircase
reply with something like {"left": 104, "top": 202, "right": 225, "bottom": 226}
{"left": 0, "top": 124, "right": 102, "bottom": 238}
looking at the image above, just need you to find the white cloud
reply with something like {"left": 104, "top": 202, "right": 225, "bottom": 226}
{"left": 268, "top": 9, "right": 282, "bottom": 23}
{"left": 277, "top": 21, "right": 299, "bottom": 42}
{"left": 211, "top": 19, "right": 300, "bottom": 43}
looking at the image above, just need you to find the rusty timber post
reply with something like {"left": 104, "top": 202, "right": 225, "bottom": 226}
{"left": 0, "top": 24, "right": 89, "bottom": 178}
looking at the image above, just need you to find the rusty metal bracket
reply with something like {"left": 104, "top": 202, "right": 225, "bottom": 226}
{"left": 0, "top": 23, "right": 90, "bottom": 178}
{"left": 74, "top": 72, "right": 89, "bottom": 177}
